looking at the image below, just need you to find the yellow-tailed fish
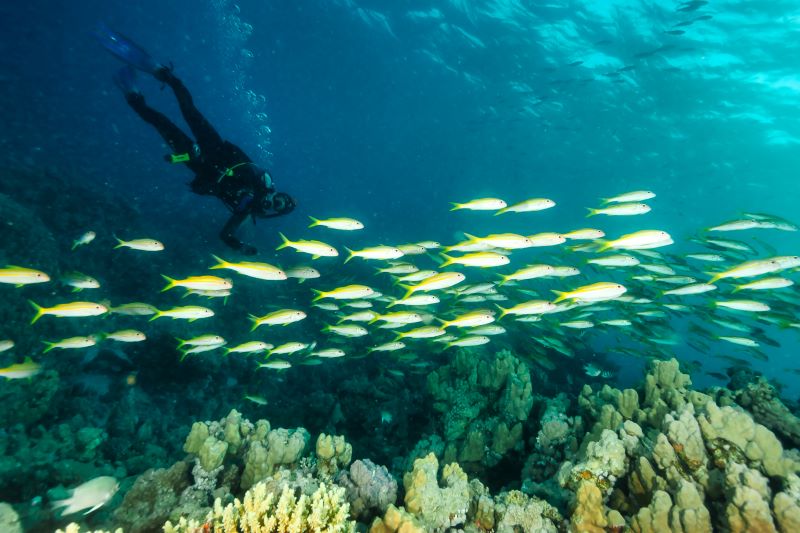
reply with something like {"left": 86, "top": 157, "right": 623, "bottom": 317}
{"left": 416, "top": 241, "right": 441, "bottom": 249}
{"left": 344, "top": 300, "right": 373, "bottom": 309}
{"left": 345, "top": 246, "right": 404, "bottom": 263}
{"left": 313, "top": 284, "right": 375, "bottom": 301}
{"left": 499, "top": 264, "right": 554, "bottom": 284}
{"left": 561, "top": 320, "right": 594, "bottom": 329}
{"left": 686, "top": 253, "right": 725, "bottom": 262}
{"left": 450, "top": 197, "right": 506, "bottom": 211}
{"left": 470, "top": 324, "right": 506, "bottom": 335}
{"left": 249, "top": 309, "right": 307, "bottom": 330}
{"left": 313, "top": 302, "right": 339, "bottom": 311}
{"left": 708, "top": 219, "right": 762, "bottom": 232}
{"left": 588, "top": 255, "right": 639, "bottom": 267}
{"left": 368, "top": 341, "right": 405, "bottom": 353}
{"left": 397, "top": 244, "right": 427, "bottom": 255}
{"left": 150, "top": 306, "right": 214, "bottom": 322}
{"left": 338, "top": 310, "right": 378, "bottom": 323}
{"left": 601, "top": 319, "right": 632, "bottom": 327}
{"left": 180, "top": 342, "right": 226, "bottom": 358}
{"left": 714, "top": 300, "right": 770, "bottom": 312}
{"left": 176, "top": 334, "right": 225, "bottom": 348}
{"left": 496, "top": 300, "right": 555, "bottom": 319}
{"left": 370, "top": 311, "right": 423, "bottom": 325}
{"left": 161, "top": 275, "right": 232, "bottom": 292}
{"left": 43, "top": 335, "right": 98, "bottom": 353}
{"left": 707, "top": 259, "right": 781, "bottom": 284}
{"left": 285, "top": 266, "right": 320, "bottom": 283}
{"left": 602, "top": 190, "right": 655, "bottom": 204}
{"left": 0, "top": 266, "right": 50, "bottom": 286}
{"left": 377, "top": 263, "right": 418, "bottom": 275}
{"left": 587, "top": 203, "right": 651, "bottom": 217}
{"left": 105, "top": 330, "right": 146, "bottom": 343}
{"left": 401, "top": 272, "right": 465, "bottom": 299}
{"left": 268, "top": 342, "right": 309, "bottom": 356}
{"left": 61, "top": 272, "right": 101, "bottom": 292}
{"left": 439, "top": 309, "right": 495, "bottom": 329}
{"left": 184, "top": 288, "right": 231, "bottom": 299}
{"left": 440, "top": 252, "right": 509, "bottom": 268}
{"left": 552, "top": 282, "right": 627, "bottom": 303}
{"left": 599, "top": 230, "right": 672, "bottom": 251}
{"left": 639, "top": 264, "right": 676, "bottom": 275}
{"left": 657, "top": 276, "right": 697, "bottom": 285}
{"left": 308, "top": 216, "right": 364, "bottom": 230}
{"left": 662, "top": 283, "right": 717, "bottom": 296}
{"left": 312, "top": 348, "right": 346, "bottom": 358}
{"left": 734, "top": 277, "right": 794, "bottom": 292}
{"left": 549, "top": 266, "right": 580, "bottom": 277}
{"left": 462, "top": 232, "right": 533, "bottom": 250}
{"left": 30, "top": 301, "right": 107, "bottom": 324}
{"left": 445, "top": 336, "right": 490, "bottom": 348}
{"left": 210, "top": 255, "right": 286, "bottom": 281}
{"left": 396, "top": 270, "right": 437, "bottom": 283}
{"left": 0, "top": 357, "right": 41, "bottom": 379}
{"left": 717, "top": 336, "right": 759, "bottom": 347}
{"left": 494, "top": 197, "right": 554, "bottom": 215}
{"left": 259, "top": 360, "right": 291, "bottom": 370}
{"left": 396, "top": 326, "right": 446, "bottom": 340}
{"left": 527, "top": 233, "right": 566, "bottom": 247}
{"left": 225, "top": 341, "right": 272, "bottom": 355}
{"left": 72, "top": 231, "right": 96, "bottom": 250}
{"left": 277, "top": 232, "right": 338, "bottom": 259}
{"left": 388, "top": 294, "right": 440, "bottom": 307}
{"left": 114, "top": 237, "right": 164, "bottom": 251}
{"left": 563, "top": 228, "right": 605, "bottom": 240}
{"left": 323, "top": 324, "right": 369, "bottom": 337}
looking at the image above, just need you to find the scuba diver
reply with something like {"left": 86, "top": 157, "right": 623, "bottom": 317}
{"left": 96, "top": 25, "right": 295, "bottom": 255}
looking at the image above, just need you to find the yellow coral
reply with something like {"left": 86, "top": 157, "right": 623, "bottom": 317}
{"left": 164, "top": 482, "right": 356, "bottom": 533}
{"left": 56, "top": 525, "right": 123, "bottom": 533}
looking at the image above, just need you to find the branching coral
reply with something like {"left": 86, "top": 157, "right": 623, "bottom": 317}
{"left": 164, "top": 481, "right": 356, "bottom": 533}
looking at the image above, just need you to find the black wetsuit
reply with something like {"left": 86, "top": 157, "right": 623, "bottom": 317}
{"left": 124, "top": 68, "right": 292, "bottom": 253}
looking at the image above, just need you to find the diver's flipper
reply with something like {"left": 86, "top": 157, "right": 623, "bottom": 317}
{"left": 113, "top": 66, "right": 139, "bottom": 95}
{"left": 95, "top": 23, "right": 162, "bottom": 75}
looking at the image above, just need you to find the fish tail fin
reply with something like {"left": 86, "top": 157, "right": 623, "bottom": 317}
{"left": 311, "top": 289, "right": 325, "bottom": 302}
{"left": 707, "top": 272, "right": 722, "bottom": 284}
{"left": 71, "top": 241, "right": 79, "bottom": 251}
{"left": 42, "top": 341, "right": 55, "bottom": 354}
{"left": 308, "top": 216, "right": 320, "bottom": 228}
{"left": 148, "top": 311, "right": 163, "bottom": 322}
{"left": 551, "top": 290, "right": 568, "bottom": 303}
{"left": 209, "top": 254, "right": 227, "bottom": 270}
{"left": 160, "top": 274, "right": 176, "bottom": 292}
{"left": 386, "top": 300, "right": 397, "bottom": 308}
{"left": 113, "top": 235, "right": 125, "bottom": 249}
{"left": 248, "top": 315, "right": 260, "bottom": 332}
{"left": 179, "top": 349, "right": 190, "bottom": 362}
{"left": 731, "top": 285, "right": 742, "bottom": 293}
{"left": 596, "top": 240, "right": 611, "bottom": 252}
{"left": 586, "top": 208, "right": 598, "bottom": 217}
{"left": 463, "top": 232, "right": 479, "bottom": 242}
{"left": 497, "top": 274, "right": 509, "bottom": 286}
{"left": 71, "top": 287, "right": 81, "bottom": 293}
{"left": 29, "top": 300, "right": 44, "bottom": 324}
{"left": 344, "top": 247, "right": 355, "bottom": 264}
{"left": 399, "top": 284, "right": 414, "bottom": 300}
{"left": 494, "top": 304, "right": 508, "bottom": 320}
{"left": 276, "top": 232, "right": 291, "bottom": 251}
{"left": 449, "top": 202, "right": 462, "bottom": 211}
{"left": 493, "top": 208, "right": 506, "bottom": 216}
{"left": 439, "top": 253, "right": 454, "bottom": 267}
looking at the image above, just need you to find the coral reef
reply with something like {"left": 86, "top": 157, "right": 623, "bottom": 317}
{"left": 423, "top": 349, "right": 533, "bottom": 474}
{"left": 163, "top": 481, "right": 356, "bottom": 533}
{"left": 336, "top": 459, "right": 397, "bottom": 521}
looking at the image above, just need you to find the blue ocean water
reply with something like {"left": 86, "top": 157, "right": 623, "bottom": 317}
{"left": 2, "top": 1, "right": 800, "bottom": 531}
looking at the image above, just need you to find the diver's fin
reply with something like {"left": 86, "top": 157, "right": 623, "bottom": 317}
{"left": 95, "top": 23, "right": 162, "bottom": 74}
{"left": 113, "top": 66, "right": 139, "bottom": 96}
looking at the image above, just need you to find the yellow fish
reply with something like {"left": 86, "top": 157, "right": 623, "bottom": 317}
{"left": 552, "top": 282, "right": 627, "bottom": 303}
{"left": 308, "top": 216, "right": 364, "bottom": 230}
{"left": 345, "top": 246, "right": 404, "bottom": 263}
{"left": 30, "top": 301, "right": 107, "bottom": 324}
{"left": 494, "top": 197, "right": 555, "bottom": 215}
{"left": 0, "top": 265, "right": 50, "bottom": 286}
{"left": 401, "top": 272, "right": 465, "bottom": 299}
{"left": 450, "top": 197, "right": 507, "bottom": 211}
{"left": 43, "top": 335, "right": 98, "bottom": 353}
{"left": 312, "top": 284, "right": 375, "bottom": 301}
{"left": 440, "top": 252, "right": 509, "bottom": 268}
{"left": 277, "top": 233, "right": 338, "bottom": 259}
{"left": 249, "top": 309, "right": 307, "bottom": 330}
{"left": 161, "top": 275, "right": 232, "bottom": 292}
{"left": 149, "top": 306, "right": 214, "bottom": 322}
{"left": 438, "top": 309, "right": 495, "bottom": 328}
{"left": 210, "top": 255, "right": 286, "bottom": 281}
{"left": 0, "top": 357, "right": 42, "bottom": 379}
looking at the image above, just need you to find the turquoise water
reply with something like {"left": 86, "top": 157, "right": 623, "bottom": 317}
{"left": 1, "top": 1, "right": 799, "bottom": 531}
